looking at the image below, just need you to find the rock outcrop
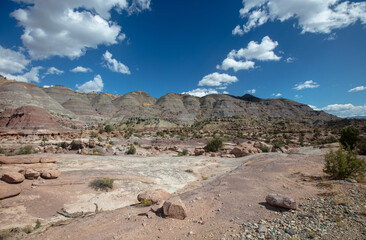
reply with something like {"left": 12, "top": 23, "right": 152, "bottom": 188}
{"left": 1, "top": 172, "right": 25, "bottom": 183}
{"left": 0, "top": 182, "right": 21, "bottom": 199}
{"left": 137, "top": 189, "right": 172, "bottom": 204}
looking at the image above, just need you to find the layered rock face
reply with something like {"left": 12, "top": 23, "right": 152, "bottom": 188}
{"left": 0, "top": 76, "right": 338, "bottom": 126}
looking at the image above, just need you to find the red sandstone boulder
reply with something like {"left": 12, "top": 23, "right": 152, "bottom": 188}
{"left": 41, "top": 170, "right": 61, "bottom": 179}
{"left": 137, "top": 189, "right": 171, "bottom": 204}
{"left": 265, "top": 193, "right": 298, "bottom": 210}
{"left": 162, "top": 196, "right": 188, "bottom": 220}
{"left": 19, "top": 169, "right": 40, "bottom": 180}
{"left": 40, "top": 157, "right": 57, "bottom": 163}
{"left": 1, "top": 172, "right": 25, "bottom": 183}
{"left": 0, "top": 182, "right": 21, "bottom": 199}
{"left": 0, "top": 156, "right": 40, "bottom": 164}
{"left": 194, "top": 148, "right": 205, "bottom": 156}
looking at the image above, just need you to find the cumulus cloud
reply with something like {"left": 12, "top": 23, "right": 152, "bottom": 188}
{"left": 127, "top": 0, "right": 151, "bottom": 14}
{"left": 294, "top": 80, "right": 319, "bottom": 90}
{"left": 285, "top": 57, "right": 295, "bottom": 63}
{"left": 102, "top": 50, "right": 130, "bottom": 74}
{"left": 272, "top": 93, "right": 282, "bottom": 97}
{"left": 45, "top": 67, "right": 63, "bottom": 75}
{"left": 321, "top": 104, "right": 366, "bottom": 117}
{"left": 348, "top": 86, "right": 366, "bottom": 93}
{"left": 239, "top": 0, "right": 366, "bottom": 34}
{"left": 217, "top": 36, "right": 280, "bottom": 72}
{"left": 70, "top": 66, "right": 93, "bottom": 73}
{"left": 182, "top": 88, "right": 219, "bottom": 97}
{"left": 3, "top": 66, "right": 42, "bottom": 83}
{"left": 232, "top": 25, "right": 244, "bottom": 36}
{"left": 247, "top": 89, "right": 256, "bottom": 94}
{"left": 43, "top": 85, "right": 54, "bottom": 88}
{"left": 76, "top": 74, "right": 104, "bottom": 93}
{"left": 198, "top": 72, "right": 238, "bottom": 87}
{"left": 0, "top": 45, "right": 30, "bottom": 74}
{"left": 11, "top": 0, "right": 149, "bottom": 59}
{"left": 308, "top": 105, "right": 320, "bottom": 111}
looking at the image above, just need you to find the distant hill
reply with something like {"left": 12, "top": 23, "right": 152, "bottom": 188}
{"left": 0, "top": 76, "right": 339, "bottom": 126}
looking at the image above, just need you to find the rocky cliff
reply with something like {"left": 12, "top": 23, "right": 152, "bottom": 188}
{"left": 0, "top": 76, "right": 338, "bottom": 127}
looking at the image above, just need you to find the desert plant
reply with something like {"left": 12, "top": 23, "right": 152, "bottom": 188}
{"left": 23, "top": 225, "right": 33, "bottom": 234}
{"left": 272, "top": 139, "right": 285, "bottom": 150}
{"left": 90, "top": 131, "right": 98, "bottom": 138}
{"left": 104, "top": 124, "right": 113, "bottom": 133}
{"left": 323, "top": 147, "right": 366, "bottom": 180}
{"left": 97, "top": 136, "right": 103, "bottom": 142}
{"left": 139, "top": 198, "right": 153, "bottom": 207}
{"left": 261, "top": 145, "right": 271, "bottom": 153}
{"left": 34, "top": 219, "right": 41, "bottom": 230}
{"left": 127, "top": 144, "right": 136, "bottom": 155}
{"left": 89, "top": 178, "right": 114, "bottom": 191}
{"left": 339, "top": 126, "right": 360, "bottom": 150}
{"left": 16, "top": 145, "right": 33, "bottom": 155}
{"left": 206, "top": 137, "right": 223, "bottom": 152}
{"left": 0, "top": 147, "right": 5, "bottom": 154}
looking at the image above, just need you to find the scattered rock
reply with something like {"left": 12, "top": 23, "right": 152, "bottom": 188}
{"left": 230, "top": 147, "right": 248, "bottom": 158}
{"left": 70, "top": 140, "right": 84, "bottom": 150}
{"left": 44, "top": 145, "right": 54, "bottom": 153}
{"left": 21, "top": 169, "right": 40, "bottom": 180}
{"left": 162, "top": 196, "right": 188, "bottom": 220}
{"left": 194, "top": 148, "right": 205, "bottom": 156}
{"left": 137, "top": 189, "right": 171, "bottom": 204}
{"left": 0, "top": 182, "right": 21, "bottom": 199}
{"left": 1, "top": 172, "right": 25, "bottom": 183}
{"left": 41, "top": 170, "right": 61, "bottom": 179}
{"left": 265, "top": 193, "right": 298, "bottom": 210}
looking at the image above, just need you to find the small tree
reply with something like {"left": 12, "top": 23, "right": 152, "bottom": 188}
{"left": 323, "top": 147, "right": 366, "bottom": 180}
{"left": 339, "top": 126, "right": 360, "bottom": 150}
{"left": 104, "top": 125, "right": 113, "bottom": 133}
{"left": 127, "top": 144, "right": 136, "bottom": 155}
{"left": 206, "top": 137, "right": 223, "bottom": 152}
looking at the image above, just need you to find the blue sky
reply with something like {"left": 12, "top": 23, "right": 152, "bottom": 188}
{"left": 0, "top": 0, "right": 366, "bottom": 117}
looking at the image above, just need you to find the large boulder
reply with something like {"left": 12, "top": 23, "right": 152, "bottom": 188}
{"left": 137, "top": 189, "right": 171, "bottom": 204}
{"left": 1, "top": 172, "right": 25, "bottom": 183}
{"left": 230, "top": 147, "right": 250, "bottom": 158}
{"left": 162, "top": 196, "right": 188, "bottom": 220}
{"left": 19, "top": 169, "right": 40, "bottom": 180}
{"left": 0, "top": 182, "right": 21, "bottom": 200}
{"left": 70, "top": 140, "right": 84, "bottom": 150}
{"left": 0, "top": 156, "right": 40, "bottom": 164}
{"left": 265, "top": 193, "right": 298, "bottom": 210}
{"left": 41, "top": 170, "right": 61, "bottom": 179}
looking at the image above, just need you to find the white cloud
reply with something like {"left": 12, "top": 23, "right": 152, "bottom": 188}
{"left": 308, "top": 105, "right": 319, "bottom": 110}
{"left": 247, "top": 89, "right": 256, "bottom": 94}
{"left": 102, "top": 50, "right": 131, "bottom": 74}
{"left": 217, "top": 36, "right": 280, "bottom": 72}
{"left": 45, "top": 67, "right": 63, "bottom": 75}
{"left": 294, "top": 80, "right": 320, "bottom": 90}
{"left": 223, "top": 91, "right": 229, "bottom": 94}
{"left": 198, "top": 72, "right": 238, "bottom": 87}
{"left": 71, "top": 66, "right": 93, "bottom": 73}
{"left": 272, "top": 93, "right": 282, "bottom": 97}
{"left": 76, "top": 74, "right": 104, "bottom": 93}
{"left": 182, "top": 88, "right": 219, "bottom": 97}
{"left": 127, "top": 0, "right": 151, "bottom": 14}
{"left": 321, "top": 104, "right": 366, "bottom": 117}
{"left": 43, "top": 85, "right": 54, "bottom": 88}
{"left": 239, "top": 0, "right": 366, "bottom": 34}
{"left": 0, "top": 45, "right": 30, "bottom": 74}
{"left": 3, "top": 66, "right": 42, "bottom": 83}
{"left": 295, "top": 94, "right": 303, "bottom": 99}
{"left": 232, "top": 25, "right": 244, "bottom": 36}
{"left": 285, "top": 57, "right": 295, "bottom": 63}
{"left": 11, "top": 0, "right": 149, "bottom": 59}
{"left": 348, "top": 86, "right": 366, "bottom": 92}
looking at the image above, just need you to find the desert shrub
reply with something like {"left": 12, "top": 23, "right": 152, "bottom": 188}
{"left": 104, "top": 125, "right": 113, "bottom": 133}
{"left": 90, "top": 131, "right": 98, "bottom": 138}
{"left": 156, "top": 131, "right": 165, "bottom": 137}
{"left": 133, "top": 141, "right": 139, "bottom": 146}
{"left": 323, "top": 147, "right": 366, "bottom": 180}
{"left": 97, "top": 136, "right": 103, "bottom": 142}
{"left": 71, "top": 125, "right": 78, "bottom": 129}
{"left": 272, "top": 139, "right": 285, "bottom": 150}
{"left": 93, "top": 149, "right": 102, "bottom": 155}
{"left": 16, "top": 145, "right": 33, "bottom": 155}
{"left": 98, "top": 128, "right": 104, "bottom": 134}
{"left": 179, "top": 135, "right": 187, "bottom": 141}
{"left": 34, "top": 219, "right": 41, "bottom": 230}
{"left": 339, "top": 126, "right": 360, "bottom": 150}
{"left": 109, "top": 141, "right": 114, "bottom": 145}
{"left": 206, "top": 137, "right": 223, "bottom": 152}
{"left": 139, "top": 198, "right": 153, "bottom": 207}
{"left": 357, "top": 136, "right": 366, "bottom": 155}
{"left": 89, "top": 178, "right": 114, "bottom": 191}
{"left": 178, "top": 149, "right": 188, "bottom": 157}
{"left": 0, "top": 147, "right": 5, "bottom": 154}
{"left": 261, "top": 145, "right": 271, "bottom": 153}
{"left": 127, "top": 144, "right": 136, "bottom": 155}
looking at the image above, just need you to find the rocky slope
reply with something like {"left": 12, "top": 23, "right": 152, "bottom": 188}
{"left": 0, "top": 76, "right": 338, "bottom": 126}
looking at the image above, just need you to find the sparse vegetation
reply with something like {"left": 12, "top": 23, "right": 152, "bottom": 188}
{"left": 90, "top": 131, "right": 98, "bottom": 138}
{"left": 104, "top": 124, "right": 113, "bottom": 133}
{"left": 23, "top": 225, "right": 33, "bottom": 234}
{"left": 139, "top": 198, "right": 153, "bottom": 207}
{"left": 89, "top": 178, "right": 114, "bottom": 191}
{"left": 16, "top": 145, "right": 33, "bottom": 155}
{"left": 261, "top": 145, "right": 271, "bottom": 153}
{"left": 97, "top": 136, "right": 103, "bottom": 142}
{"left": 339, "top": 126, "right": 360, "bottom": 150}
{"left": 323, "top": 146, "right": 366, "bottom": 180}
{"left": 34, "top": 219, "right": 41, "bottom": 230}
{"left": 127, "top": 144, "right": 136, "bottom": 155}
{"left": 206, "top": 137, "right": 223, "bottom": 152}
{"left": 0, "top": 147, "right": 5, "bottom": 154}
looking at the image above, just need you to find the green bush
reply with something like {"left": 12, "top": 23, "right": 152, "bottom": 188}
{"left": 89, "top": 178, "right": 114, "bottom": 191}
{"left": 104, "top": 125, "right": 113, "bottom": 133}
{"left": 97, "top": 136, "right": 103, "bottom": 142}
{"left": 16, "top": 145, "right": 33, "bottom": 155}
{"left": 34, "top": 219, "right": 41, "bottom": 230}
{"left": 261, "top": 145, "right": 271, "bottom": 153}
{"left": 206, "top": 137, "right": 223, "bottom": 152}
{"left": 127, "top": 144, "right": 136, "bottom": 155}
{"left": 272, "top": 139, "right": 285, "bottom": 149}
{"left": 90, "top": 131, "right": 98, "bottom": 138}
{"left": 323, "top": 147, "right": 366, "bottom": 180}
{"left": 0, "top": 147, "right": 5, "bottom": 154}
{"left": 339, "top": 126, "right": 360, "bottom": 150}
